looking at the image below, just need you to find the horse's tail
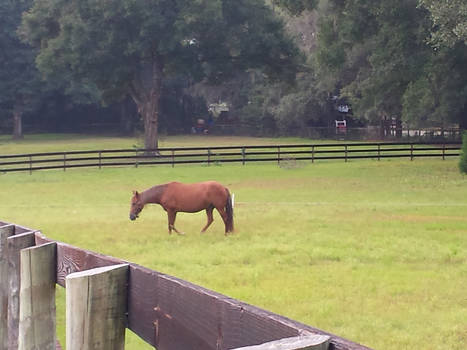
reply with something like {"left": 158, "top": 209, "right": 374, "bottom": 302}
{"left": 225, "top": 189, "right": 234, "bottom": 233}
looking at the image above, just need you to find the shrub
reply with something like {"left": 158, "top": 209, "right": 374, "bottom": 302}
{"left": 460, "top": 131, "right": 467, "bottom": 174}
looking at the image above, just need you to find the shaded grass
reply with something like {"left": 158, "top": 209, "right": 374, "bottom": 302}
{"left": 0, "top": 133, "right": 309, "bottom": 154}
{"left": 1, "top": 135, "right": 466, "bottom": 349}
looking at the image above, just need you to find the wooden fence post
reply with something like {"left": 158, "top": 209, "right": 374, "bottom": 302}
{"left": 0, "top": 224, "right": 15, "bottom": 349}
{"left": 66, "top": 264, "right": 129, "bottom": 350}
{"left": 231, "top": 334, "right": 330, "bottom": 350}
{"left": 18, "top": 242, "right": 57, "bottom": 350}
{"left": 7, "top": 231, "right": 36, "bottom": 349}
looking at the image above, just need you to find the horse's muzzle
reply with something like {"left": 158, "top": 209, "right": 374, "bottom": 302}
{"left": 129, "top": 214, "right": 137, "bottom": 221}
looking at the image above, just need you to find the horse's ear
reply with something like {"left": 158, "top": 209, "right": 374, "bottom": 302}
{"left": 133, "top": 190, "right": 139, "bottom": 197}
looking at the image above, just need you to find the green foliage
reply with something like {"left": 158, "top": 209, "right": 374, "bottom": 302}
{"left": 21, "top": 0, "right": 300, "bottom": 98}
{"left": 20, "top": 0, "right": 301, "bottom": 148}
{"left": 418, "top": 0, "right": 467, "bottom": 48}
{"left": 310, "top": 0, "right": 467, "bottom": 129}
{"left": 460, "top": 131, "right": 467, "bottom": 174}
{"left": 272, "top": 0, "right": 318, "bottom": 15}
{"left": 402, "top": 46, "right": 467, "bottom": 128}
{"left": 235, "top": 71, "right": 332, "bottom": 135}
{"left": 0, "top": 0, "right": 43, "bottom": 122}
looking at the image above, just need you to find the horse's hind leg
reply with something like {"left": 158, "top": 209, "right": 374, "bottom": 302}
{"left": 167, "top": 210, "right": 184, "bottom": 235}
{"left": 201, "top": 206, "right": 214, "bottom": 233}
{"left": 215, "top": 207, "right": 229, "bottom": 235}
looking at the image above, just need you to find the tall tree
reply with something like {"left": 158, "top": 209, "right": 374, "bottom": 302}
{"left": 21, "top": 0, "right": 300, "bottom": 151}
{"left": 414, "top": 0, "right": 467, "bottom": 130}
{"left": 0, "top": 0, "right": 44, "bottom": 139}
{"left": 315, "top": 1, "right": 431, "bottom": 125}
{"left": 402, "top": 44, "right": 467, "bottom": 130}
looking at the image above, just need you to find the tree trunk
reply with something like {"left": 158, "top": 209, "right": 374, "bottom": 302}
{"left": 12, "top": 107, "right": 23, "bottom": 140}
{"left": 460, "top": 103, "right": 467, "bottom": 131}
{"left": 130, "top": 58, "right": 163, "bottom": 155}
{"left": 142, "top": 97, "right": 159, "bottom": 153}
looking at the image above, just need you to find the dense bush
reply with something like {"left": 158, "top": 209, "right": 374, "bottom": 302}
{"left": 460, "top": 131, "right": 467, "bottom": 174}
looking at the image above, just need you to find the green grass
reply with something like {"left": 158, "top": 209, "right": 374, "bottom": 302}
{"left": 1, "top": 134, "right": 466, "bottom": 349}
{"left": 0, "top": 133, "right": 310, "bottom": 154}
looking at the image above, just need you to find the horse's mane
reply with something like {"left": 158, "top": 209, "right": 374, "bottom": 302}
{"left": 144, "top": 183, "right": 169, "bottom": 203}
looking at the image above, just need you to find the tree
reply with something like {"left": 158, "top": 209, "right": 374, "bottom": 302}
{"left": 0, "top": 0, "right": 44, "bottom": 139}
{"left": 272, "top": 0, "right": 318, "bottom": 15}
{"left": 418, "top": 0, "right": 467, "bottom": 48}
{"left": 292, "top": 0, "right": 466, "bottom": 134}
{"left": 314, "top": 1, "right": 430, "bottom": 125}
{"left": 460, "top": 131, "right": 467, "bottom": 174}
{"left": 21, "top": 0, "right": 300, "bottom": 152}
{"left": 402, "top": 45, "right": 467, "bottom": 130}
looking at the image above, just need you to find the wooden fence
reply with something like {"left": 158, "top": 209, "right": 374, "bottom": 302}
{"left": 0, "top": 141, "right": 461, "bottom": 173}
{"left": 0, "top": 221, "right": 372, "bottom": 350}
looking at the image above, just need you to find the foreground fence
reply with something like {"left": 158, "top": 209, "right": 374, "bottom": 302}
{"left": 0, "top": 141, "right": 461, "bottom": 173}
{"left": 0, "top": 221, "right": 371, "bottom": 350}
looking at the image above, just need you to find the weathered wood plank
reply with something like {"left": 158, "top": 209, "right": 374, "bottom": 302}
{"left": 0, "top": 224, "right": 15, "bottom": 349}
{"left": 7, "top": 231, "right": 36, "bottom": 350}
{"left": 18, "top": 242, "right": 57, "bottom": 350}
{"left": 231, "top": 334, "right": 330, "bottom": 350}
{"left": 66, "top": 264, "right": 129, "bottom": 350}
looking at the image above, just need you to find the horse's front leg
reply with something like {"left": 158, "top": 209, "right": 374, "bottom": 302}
{"left": 167, "top": 210, "right": 184, "bottom": 235}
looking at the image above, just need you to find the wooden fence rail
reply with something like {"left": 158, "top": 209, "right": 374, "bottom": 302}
{"left": 0, "top": 141, "right": 461, "bottom": 173}
{"left": 0, "top": 221, "right": 372, "bottom": 350}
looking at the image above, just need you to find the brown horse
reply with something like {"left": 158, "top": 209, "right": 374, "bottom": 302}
{"left": 129, "top": 181, "right": 234, "bottom": 235}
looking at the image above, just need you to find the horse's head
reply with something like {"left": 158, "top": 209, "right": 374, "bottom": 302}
{"left": 129, "top": 190, "right": 144, "bottom": 221}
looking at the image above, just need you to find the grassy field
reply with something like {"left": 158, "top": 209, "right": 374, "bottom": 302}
{"left": 1, "top": 134, "right": 466, "bottom": 349}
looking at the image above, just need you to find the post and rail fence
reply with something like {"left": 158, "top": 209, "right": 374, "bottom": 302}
{"left": 0, "top": 221, "right": 372, "bottom": 350}
{"left": 0, "top": 141, "right": 461, "bottom": 173}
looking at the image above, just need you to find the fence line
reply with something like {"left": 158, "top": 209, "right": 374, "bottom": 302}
{"left": 0, "top": 141, "right": 461, "bottom": 173}
{"left": 0, "top": 221, "right": 371, "bottom": 350}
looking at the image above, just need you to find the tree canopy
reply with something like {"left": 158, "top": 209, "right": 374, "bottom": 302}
{"left": 0, "top": 0, "right": 44, "bottom": 138}
{"left": 21, "top": 0, "right": 301, "bottom": 150}
{"left": 309, "top": 0, "right": 467, "bottom": 129}
{"left": 1, "top": 0, "right": 465, "bottom": 139}
{"left": 419, "top": 0, "right": 467, "bottom": 48}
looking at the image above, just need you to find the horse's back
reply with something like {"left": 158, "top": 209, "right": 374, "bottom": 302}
{"left": 168, "top": 180, "right": 225, "bottom": 191}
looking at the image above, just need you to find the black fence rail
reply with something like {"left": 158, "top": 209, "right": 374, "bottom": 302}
{"left": 0, "top": 141, "right": 461, "bottom": 173}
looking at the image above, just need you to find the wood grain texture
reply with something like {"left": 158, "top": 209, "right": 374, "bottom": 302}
{"left": 231, "top": 334, "right": 330, "bottom": 350}
{"left": 7, "top": 231, "right": 36, "bottom": 350}
{"left": 0, "top": 224, "right": 15, "bottom": 350}
{"left": 18, "top": 242, "right": 57, "bottom": 350}
{"left": 66, "top": 264, "right": 129, "bottom": 350}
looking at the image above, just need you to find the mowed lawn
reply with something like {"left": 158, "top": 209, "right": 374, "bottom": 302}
{"left": 0, "top": 134, "right": 466, "bottom": 349}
